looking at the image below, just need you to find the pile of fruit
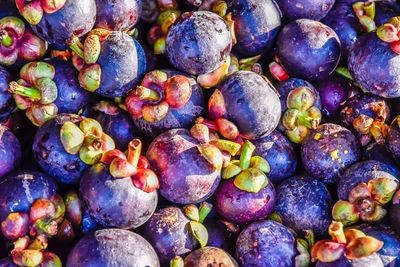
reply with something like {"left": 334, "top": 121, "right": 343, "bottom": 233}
{"left": 1, "top": 0, "right": 400, "bottom": 266}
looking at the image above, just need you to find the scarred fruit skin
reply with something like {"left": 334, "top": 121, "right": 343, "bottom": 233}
{"left": 132, "top": 70, "right": 205, "bottom": 138}
{"left": 0, "top": 66, "right": 14, "bottom": 123}
{"left": 337, "top": 160, "right": 399, "bottom": 200}
{"left": 227, "top": 0, "right": 282, "bottom": 56}
{"left": 348, "top": 32, "right": 400, "bottom": 98}
{"left": 276, "top": 0, "right": 335, "bottom": 21}
{"left": 252, "top": 130, "right": 297, "bottom": 183}
{"left": 236, "top": 220, "right": 296, "bottom": 267}
{"left": 316, "top": 254, "right": 384, "bottom": 267}
{"left": 80, "top": 163, "right": 158, "bottom": 229}
{"left": 96, "top": 32, "right": 147, "bottom": 97}
{"left": 33, "top": 117, "right": 87, "bottom": 184}
{"left": 0, "top": 170, "right": 58, "bottom": 222}
{"left": 94, "top": 0, "right": 142, "bottom": 31}
{"left": 217, "top": 71, "right": 281, "bottom": 139}
{"left": 0, "top": 125, "right": 21, "bottom": 179}
{"left": 31, "top": 0, "right": 97, "bottom": 44}
{"left": 184, "top": 247, "right": 238, "bottom": 267}
{"left": 143, "top": 206, "right": 199, "bottom": 265}
{"left": 166, "top": 11, "right": 232, "bottom": 75}
{"left": 146, "top": 128, "right": 221, "bottom": 204}
{"left": 276, "top": 19, "right": 341, "bottom": 81}
{"left": 301, "top": 123, "right": 361, "bottom": 184}
{"left": 275, "top": 176, "right": 332, "bottom": 236}
{"left": 215, "top": 178, "right": 276, "bottom": 225}
{"left": 67, "top": 229, "right": 160, "bottom": 267}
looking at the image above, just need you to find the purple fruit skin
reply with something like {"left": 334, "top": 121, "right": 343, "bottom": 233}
{"left": 0, "top": 67, "right": 14, "bottom": 123}
{"left": 67, "top": 229, "right": 160, "bottom": 267}
{"left": 275, "top": 176, "right": 332, "bottom": 236}
{"left": 357, "top": 224, "right": 400, "bottom": 267}
{"left": 236, "top": 220, "right": 296, "bottom": 267}
{"left": 94, "top": 0, "right": 142, "bottom": 31}
{"left": 374, "top": 3, "right": 400, "bottom": 27}
{"left": 143, "top": 206, "right": 198, "bottom": 265}
{"left": 0, "top": 257, "right": 17, "bottom": 267}
{"left": 33, "top": 117, "right": 87, "bottom": 184}
{"left": 0, "top": 125, "right": 21, "bottom": 179}
{"left": 215, "top": 178, "right": 276, "bottom": 225}
{"left": 252, "top": 130, "right": 297, "bottom": 183}
{"left": 80, "top": 163, "right": 157, "bottom": 229}
{"left": 301, "top": 123, "right": 361, "bottom": 184}
{"left": 387, "top": 119, "right": 400, "bottom": 164}
{"left": 146, "top": 128, "right": 221, "bottom": 204}
{"left": 348, "top": 32, "right": 400, "bottom": 98}
{"left": 0, "top": 170, "right": 58, "bottom": 221}
{"left": 337, "top": 160, "right": 399, "bottom": 200}
{"left": 166, "top": 11, "right": 232, "bottom": 75}
{"left": 32, "top": 0, "right": 97, "bottom": 44}
{"left": 96, "top": 32, "right": 147, "bottom": 97}
{"left": 316, "top": 254, "right": 384, "bottom": 267}
{"left": 276, "top": 19, "right": 341, "bottom": 81}
{"left": 277, "top": 78, "right": 321, "bottom": 111}
{"left": 132, "top": 70, "right": 205, "bottom": 138}
{"left": 218, "top": 71, "right": 281, "bottom": 140}
{"left": 363, "top": 143, "right": 399, "bottom": 176}
{"left": 317, "top": 74, "right": 360, "bottom": 120}
{"left": 227, "top": 0, "right": 282, "bottom": 56}
{"left": 322, "top": 2, "right": 362, "bottom": 61}
{"left": 276, "top": 0, "right": 335, "bottom": 21}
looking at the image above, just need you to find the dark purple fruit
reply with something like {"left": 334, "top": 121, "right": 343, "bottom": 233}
{"left": 301, "top": 123, "right": 361, "bottom": 184}
{"left": 387, "top": 116, "right": 400, "bottom": 165}
{"left": 94, "top": 0, "right": 142, "bottom": 31}
{"left": 0, "top": 66, "right": 13, "bottom": 123}
{"left": 276, "top": 19, "right": 341, "bottom": 81}
{"left": 236, "top": 220, "right": 296, "bottom": 267}
{"left": 276, "top": 0, "right": 335, "bottom": 21}
{"left": 67, "top": 229, "right": 160, "bottom": 267}
{"left": 275, "top": 176, "right": 332, "bottom": 236}
{"left": 183, "top": 247, "right": 238, "bottom": 267}
{"left": 166, "top": 11, "right": 232, "bottom": 75}
{"left": 0, "top": 124, "right": 21, "bottom": 179}
{"left": 363, "top": 143, "right": 399, "bottom": 176}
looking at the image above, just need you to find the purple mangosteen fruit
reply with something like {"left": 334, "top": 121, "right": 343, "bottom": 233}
{"left": 0, "top": 124, "right": 21, "bottom": 179}
{"left": 276, "top": 19, "right": 341, "bottom": 81}
{"left": 67, "top": 229, "right": 160, "bottom": 267}
{"left": 94, "top": 0, "right": 142, "bottom": 31}
{"left": 387, "top": 115, "right": 400, "bottom": 165}
{"left": 0, "top": 66, "right": 13, "bottom": 123}
{"left": 80, "top": 139, "right": 159, "bottom": 229}
{"left": 126, "top": 69, "right": 205, "bottom": 138}
{"left": 276, "top": 0, "right": 335, "bottom": 21}
{"left": 275, "top": 176, "right": 332, "bottom": 236}
{"left": 301, "top": 123, "right": 361, "bottom": 184}
{"left": 363, "top": 143, "right": 399, "bottom": 176}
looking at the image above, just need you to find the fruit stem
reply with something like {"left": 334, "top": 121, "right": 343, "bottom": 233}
{"left": 127, "top": 139, "right": 142, "bottom": 168}
{"left": 328, "top": 221, "right": 346, "bottom": 244}
{"left": 239, "top": 140, "right": 255, "bottom": 170}
{"left": 198, "top": 202, "right": 212, "bottom": 223}
{"left": 170, "top": 256, "right": 184, "bottom": 267}
{"left": 0, "top": 30, "right": 13, "bottom": 47}
{"left": 9, "top": 81, "right": 41, "bottom": 100}
{"left": 298, "top": 112, "right": 318, "bottom": 129}
{"left": 67, "top": 36, "right": 85, "bottom": 59}
{"left": 135, "top": 86, "right": 161, "bottom": 101}
{"left": 209, "top": 139, "right": 241, "bottom": 156}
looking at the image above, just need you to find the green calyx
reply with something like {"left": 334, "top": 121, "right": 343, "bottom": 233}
{"left": 223, "top": 140, "right": 271, "bottom": 193}
{"left": 353, "top": 2, "right": 377, "bottom": 32}
{"left": 376, "top": 17, "right": 400, "bottom": 54}
{"left": 183, "top": 202, "right": 212, "bottom": 248}
{"left": 151, "top": 9, "right": 180, "bottom": 55}
{"left": 60, "top": 118, "right": 115, "bottom": 165}
{"left": 170, "top": 256, "right": 184, "bottom": 267}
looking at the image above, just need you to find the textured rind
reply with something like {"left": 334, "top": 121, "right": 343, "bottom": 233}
{"left": 235, "top": 220, "right": 296, "bottom": 267}
{"left": 166, "top": 11, "right": 232, "bottom": 75}
{"left": 33, "top": 118, "right": 87, "bottom": 184}
{"left": 387, "top": 120, "right": 400, "bottom": 164}
{"left": 337, "top": 160, "right": 399, "bottom": 200}
{"left": 218, "top": 71, "right": 281, "bottom": 139}
{"left": 80, "top": 163, "right": 157, "bottom": 229}
{"left": 146, "top": 128, "right": 221, "bottom": 204}
{"left": 96, "top": 32, "right": 147, "bottom": 98}
{"left": 276, "top": 0, "right": 335, "bottom": 21}
{"left": 132, "top": 70, "right": 204, "bottom": 138}
{"left": 94, "top": 0, "right": 142, "bottom": 31}
{"left": 0, "top": 125, "right": 21, "bottom": 179}
{"left": 252, "top": 130, "right": 297, "bottom": 183}
{"left": 0, "top": 170, "right": 58, "bottom": 221}
{"left": 143, "top": 206, "right": 198, "bottom": 265}
{"left": 0, "top": 67, "right": 14, "bottom": 123}
{"left": 276, "top": 19, "right": 341, "bottom": 81}
{"left": 316, "top": 254, "right": 384, "bottom": 267}
{"left": 301, "top": 123, "right": 361, "bottom": 184}
{"left": 66, "top": 229, "right": 160, "bottom": 267}
{"left": 227, "top": 0, "right": 282, "bottom": 56}
{"left": 32, "top": 0, "right": 97, "bottom": 44}
{"left": 348, "top": 32, "right": 400, "bottom": 98}
{"left": 363, "top": 143, "right": 399, "bottom": 176}
{"left": 184, "top": 247, "right": 238, "bottom": 267}
{"left": 215, "top": 178, "right": 276, "bottom": 224}
{"left": 275, "top": 176, "right": 332, "bottom": 236}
